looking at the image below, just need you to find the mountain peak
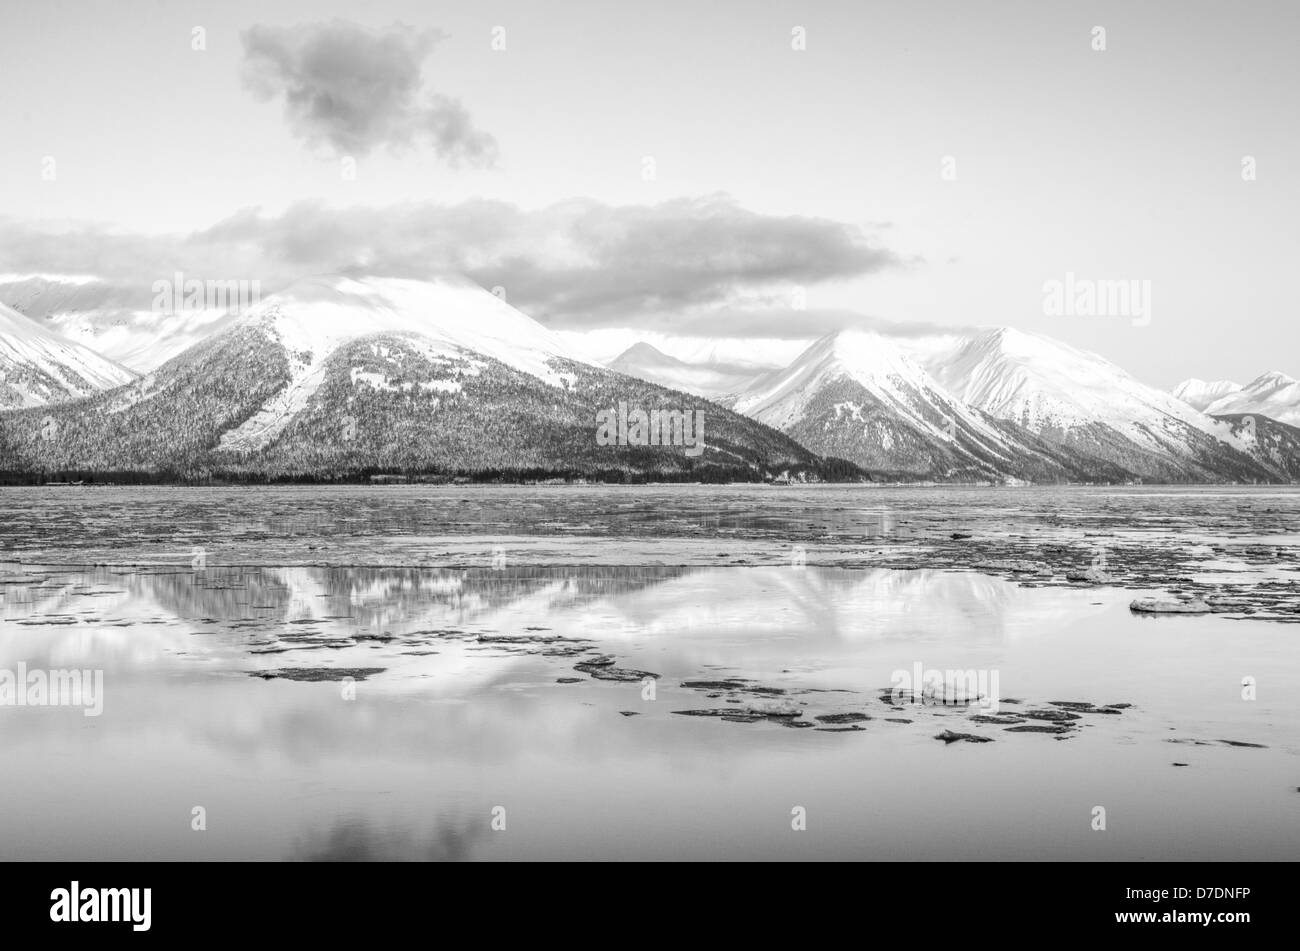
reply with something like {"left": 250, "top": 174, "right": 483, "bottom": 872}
{"left": 1173, "top": 378, "right": 1243, "bottom": 412}
{"left": 1252, "top": 369, "right": 1296, "bottom": 387}
{"left": 613, "top": 341, "right": 672, "bottom": 362}
{"left": 978, "top": 325, "right": 1059, "bottom": 355}
{"left": 240, "top": 273, "right": 592, "bottom": 382}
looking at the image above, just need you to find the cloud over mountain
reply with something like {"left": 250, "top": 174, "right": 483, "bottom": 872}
{"left": 0, "top": 196, "right": 902, "bottom": 329}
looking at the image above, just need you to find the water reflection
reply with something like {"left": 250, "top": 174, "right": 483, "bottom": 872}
{"left": 0, "top": 565, "right": 1058, "bottom": 687}
{"left": 0, "top": 564, "right": 1295, "bottom": 860}
{"left": 291, "top": 815, "right": 484, "bottom": 862}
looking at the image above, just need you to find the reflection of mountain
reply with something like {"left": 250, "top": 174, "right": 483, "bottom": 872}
{"left": 8, "top": 565, "right": 1084, "bottom": 662}
{"left": 595, "top": 566, "right": 1034, "bottom": 647}
{"left": 0, "top": 560, "right": 1113, "bottom": 857}
{"left": 134, "top": 563, "right": 1074, "bottom": 655}
{"left": 0, "top": 562, "right": 1107, "bottom": 758}
{"left": 0, "top": 570, "right": 188, "bottom": 669}
{"left": 129, "top": 565, "right": 700, "bottom": 630}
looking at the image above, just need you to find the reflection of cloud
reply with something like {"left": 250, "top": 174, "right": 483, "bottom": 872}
{"left": 0, "top": 573, "right": 193, "bottom": 671}
{"left": 291, "top": 814, "right": 484, "bottom": 861}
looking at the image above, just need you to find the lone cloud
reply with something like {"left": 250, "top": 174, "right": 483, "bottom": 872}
{"left": 241, "top": 19, "right": 497, "bottom": 165}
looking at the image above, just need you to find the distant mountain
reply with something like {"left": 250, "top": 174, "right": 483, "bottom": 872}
{"left": 723, "top": 326, "right": 1279, "bottom": 483}
{"left": 1172, "top": 378, "right": 1243, "bottom": 413}
{"left": 0, "top": 301, "right": 136, "bottom": 409}
{"left": 569, "top": 330, "right": 805, "bottom": 374}
{"left": 1212, "top": 412, "right": 1300, "bottom": 482}
{"left": 0, "top": 276, "right": 832, "bottom": 482}
{"left": 900, "top": 328, "right": 1272, "bottom": 483}
{"left": 609, "top": 341, "right": 762, "bottom": 399}
{"left": 727, "top": 330, "right": 1124, "bottom": 483}
{"left": 0, "top": 275, "right": 240, "bottom": 372}
{"left": 1179, "top": 371, "right": 1300, "bottom": 427}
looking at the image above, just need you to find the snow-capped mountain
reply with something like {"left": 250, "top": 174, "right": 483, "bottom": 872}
{"left": 720, "top": 325, "right": 1277, "bottom": 483}
{"left": 1172, "top": 378, "right": 1244, "bottom": 413}
{"left": 727, "top": 329, "right": 1119, "bottom": 483}
{"left": 211, "top": 273, "right": 592, "bottom": 453}
{"left": 5, "top": 270, "right": 1297, "bottom": 484}
{"left": 1178, "top": 371, "right": 1300, "bottom": 427}
{"left": 0, "top": 275, "right": 825, "bottom": 480}
{"left": 0, "top": 301, "right": 136, "bottom": 409}
{"left": 897, "top": 328, "right": 1270, "bottom": 482}
{"left": 0, "top": 275, "right": 241, "bottom": 372}
{"left": 609, "top": 341, "right": 763, "bottom": 399}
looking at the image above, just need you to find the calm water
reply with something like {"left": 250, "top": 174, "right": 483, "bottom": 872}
{"left": 1, "top": 485, "right": 1297, "bottom": 860}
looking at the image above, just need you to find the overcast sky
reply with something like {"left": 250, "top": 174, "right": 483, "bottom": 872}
{"left": 1, "top": 0, "right": 1297, "bottom": 387}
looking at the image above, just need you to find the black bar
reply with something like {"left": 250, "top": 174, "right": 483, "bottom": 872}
{"left": 2, "top": 861, "right": 1283, "bottom": 939}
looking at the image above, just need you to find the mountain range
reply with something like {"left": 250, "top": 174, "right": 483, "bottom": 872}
{"left": 0, "top": 276, "right": 825, "bottom": 482}
{"left": 1174, "top": 372, "right": 1300, "bottom": 427}
{"left": 0, "top": 274, "right": 1296, "bottom": 484}
{"left": 718, "top": 327, "right": 1283, "bottom": 483}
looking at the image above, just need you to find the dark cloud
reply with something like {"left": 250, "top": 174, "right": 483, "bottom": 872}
{"left": 241, "top": 20, "right": 496, "bottom": 165}
{"left": 461, "top": 197, "right": 903, "bottom": 324}
{"left": 0, "top": 196, "right": 905, "bottom": 330}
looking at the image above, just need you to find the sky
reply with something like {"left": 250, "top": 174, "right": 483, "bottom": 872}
{"left": 1, "top": 0, "right": 1297, "bottom": 387}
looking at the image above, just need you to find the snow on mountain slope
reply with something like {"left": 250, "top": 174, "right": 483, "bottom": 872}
{"left": 729, "top": 329, "right": 1099, "bottom": 482}
{"left": 734, "top": 331, "right": 953, "bottom": 433}
{"left": 906, "top": 328, "right": 1205, "bottom": 439}
{"left": 0, "top": 301, "right": 137, "bottom": 408}
{"left": 252, "top": 274, "right": 591, "bottom": 380}
{"left": 898, "top": 327, "right": 1268, "bottom": 481}
{"left": 1196, "top": 371, "right": 1300, "bottom": 427}
{"left": 0, "top": 275, "right": 237, "bottom": 373}
{"left": 207, "top": 274, "right": 596, "bottom": 452}
{"left": 1173, "top": 378, "right": 1243, "bottom": 413}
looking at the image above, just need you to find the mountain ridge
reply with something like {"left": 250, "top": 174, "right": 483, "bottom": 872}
{"left": 0, "top": 275, "right": 836, "bottom": 483}
{"left": 0, "top": 301, "right": 137, "bottom": 409}
{"left": 1176, "top": 370, "right": 1300, "bottom": 427}
{"left": 3, "top": 275, "right": 1298, "bottom": 484}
